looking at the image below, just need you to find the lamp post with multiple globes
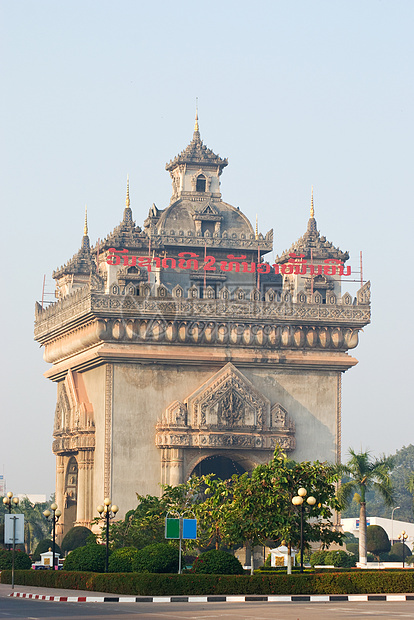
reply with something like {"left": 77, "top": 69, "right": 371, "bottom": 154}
{"left": 398, "top": 530, "right": 408, "bottom": 568}
{"left": 2, "top": 491, "right": 19, "bottom": 514}
{"left": 43, "top": 503, "right": 61, "bottom": 570}
{"left": 97, "top": 498, "right": 119, "bottom": 573}
{"left": 291, "top": 487, "right": 317, "bottom": 573}
{"left": 3, "top": 492, "right": 20, "bottom": 550}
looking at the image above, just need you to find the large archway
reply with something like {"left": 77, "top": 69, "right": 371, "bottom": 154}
{"left": 191, "top": 455, "right": 246, "bottom": 479}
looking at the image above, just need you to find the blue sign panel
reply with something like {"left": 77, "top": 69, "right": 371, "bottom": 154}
{"left": 182, "top": 518, "right": 197, "bottom": 540}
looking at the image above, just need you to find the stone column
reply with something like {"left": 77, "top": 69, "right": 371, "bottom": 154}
{"left": 55, "top": 455, "right": 65, "bottom": 543}
{"left": 75, "top": 450, "right": 94, "bottom": 528}
{"left": 167, "top": 448, "right": 184, "bottom": 486}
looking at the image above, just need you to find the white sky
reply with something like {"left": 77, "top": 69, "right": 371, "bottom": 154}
{"left": 1, "top": 0, "right": 413, "bottom": 497}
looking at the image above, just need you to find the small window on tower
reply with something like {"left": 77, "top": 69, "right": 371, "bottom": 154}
{"left": 196, "top": 175, "right": 206, "bottom": 192}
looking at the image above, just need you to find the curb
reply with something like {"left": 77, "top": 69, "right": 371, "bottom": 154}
{"left": 9, "top": 592, "right": 414, "bottom": 603}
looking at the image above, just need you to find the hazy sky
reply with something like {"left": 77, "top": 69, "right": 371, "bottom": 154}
{"left": 1, "top": 1, "right": 413, "bottom": 498}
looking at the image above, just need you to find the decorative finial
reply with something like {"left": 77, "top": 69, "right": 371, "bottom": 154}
{"left": 310, "top": 186, "right": 314, "bottom": 218}
{"left": 255, "top": 214, "right": 258, "bottom": 240}
{"left": 126, "top": 174, "right": 130, "bottom": 208}
{"left": 194, "top": 97, "right": 199, "bottom": 132}
{"left": 84, "top": 205, "right": 88, "bottom": 236}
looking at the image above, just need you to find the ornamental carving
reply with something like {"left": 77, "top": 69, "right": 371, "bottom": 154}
{"left": 156, "top": 363, "right": 295, "bottom": 452}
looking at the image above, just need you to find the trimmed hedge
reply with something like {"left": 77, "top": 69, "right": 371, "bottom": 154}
{"left": 108, "top": 548, "right": 138, "bottom": 573}
{"left": 132, "top": 543, "right": 179, "bottom": 574}
{"left": 61, "top": 527, "right": 92, "bottom": 554}
{"left": 2, "top": 569, "right": 414, "bottom": 595}
{"left": 0, "top": 549, "right": 32, "bottom": 570}
{"left": 191, "top": 550, "right": 244, "bottom": 575}
{"left": 63, "top": 544, "right": 107, "bottom": 572}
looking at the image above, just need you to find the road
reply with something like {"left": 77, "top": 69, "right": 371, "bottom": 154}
{"left": 1, "top": 594, "right": 414, "bottom": 620}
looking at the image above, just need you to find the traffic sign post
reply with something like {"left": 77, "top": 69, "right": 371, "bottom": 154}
{"left": 4, "top": 514, "right": 24, "bottom": 590}
{"left": 165, "top": 515, "right": 197, "bottom": 574}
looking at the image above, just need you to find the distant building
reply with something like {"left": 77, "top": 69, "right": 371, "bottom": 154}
{"left": 34, "top": 116, "right": 371, "bottom": 539}
{"left": 342, "top": 517, "right": 414, "bottom": 550}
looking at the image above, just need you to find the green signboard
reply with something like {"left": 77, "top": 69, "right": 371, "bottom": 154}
{"left": 165, "top": 517, "right": 180, "bottom": 539}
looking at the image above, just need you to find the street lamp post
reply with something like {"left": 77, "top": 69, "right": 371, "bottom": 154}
{"left": 2, "top": 492, "right": 20, "bottom": 514}
{"left": 398, "top": 530, "right": 408, "bottom": 568}
{"left": 292, "top": 488, "right": 316, "bottom": 573}
{"left": 97, "top": 498, "right": 119, "bottom": 573}
{"left": 43, "top": 503, "right": 62, "bottom": 570}
{"left": 3, "top": 493, "right": 20, "bottom": 550}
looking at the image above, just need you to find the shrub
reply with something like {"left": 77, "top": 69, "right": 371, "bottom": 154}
{"left": 380, "top": 552, "right": 401, "bottom": 562}
{"left": 391, "top": 542, "right": 411, "bottom": 559}
{"left": 324, "top": 550, "right": 357, "bottom": 568}
{"left": 63, "top": 544, "right": 107, "bottom": 572}
{"left": 310, "top": 550, "right": 329, "bottom": 567}
{"left": 61, "top": 527, "right": 92, "bottom": 554}
{"left": 0, "top": 549, "right": 32, "bottom": 570}
{"left": 108, "top": 547, "right": 138, "bottom": 573}
{"left": 367, "top": 525, "right": 390, "bottom": 561}
{"left": 346, "top": 543, "right": 359, "bottom": 557}
{"left": 191, "top": 550, "right": 244, "bottom": 575}
{"left": 32, "top": 539, "right": 62, "bottom": 562}
{"left": 406, "top": 555, "right": 414, "bottom": 565}
{"left": 132, "top": 542, "right": 179, "bottom": 574}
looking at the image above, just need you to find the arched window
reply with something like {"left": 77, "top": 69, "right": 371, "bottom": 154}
{"left": 196, "top": 175, "right": 206, "bottom": 192}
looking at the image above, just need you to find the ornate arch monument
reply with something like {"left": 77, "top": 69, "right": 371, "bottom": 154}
{"left": 34, "top": 115, "right": 370, "bottom": 537}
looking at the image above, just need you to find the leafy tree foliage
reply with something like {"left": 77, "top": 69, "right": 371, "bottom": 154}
{"left": 32, "top": 539, "right": 62, "bottom": 561}
{"left": 338, "top": 449, "right": 394, "bottom": 564}
{"left": 342, "top": 444, "right": 414, "bottom": 523}
{"left": 324, "top": 549, "right": 357, "bottom": 568}
{"left": 191, "top": 549, "right": 244, "bottom": 574}
{"left": 63, "top": 544, "right": 107, "bottom": 572}
{"left": 61, "top": 526, "right": 92, "bottom": 554}
{"left": 366, "top": 525, "right": 390, "bottom": 561}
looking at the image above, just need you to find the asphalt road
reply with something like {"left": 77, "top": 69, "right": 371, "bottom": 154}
{"left": 1, "top": 596, "right": 414, "bottom": 620}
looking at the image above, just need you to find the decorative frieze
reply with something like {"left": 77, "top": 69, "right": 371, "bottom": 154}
{"left": 156, "top": 364, "right": 296, "bottom": 454}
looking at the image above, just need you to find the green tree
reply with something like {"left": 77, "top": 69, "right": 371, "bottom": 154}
{"left": 338, "top": 449, "right": 394, "bottom": 564}
{"left": 366, "top": 525, "right": 390, "bottom": 561}
{"left": 18, "top": 497, "right": 51, "bottom": 554}
{"left": 195, "top": 448, "right": 343, "bottom": 573}
{"left": 61, "top": 526, "right": 92, "bottom": 554}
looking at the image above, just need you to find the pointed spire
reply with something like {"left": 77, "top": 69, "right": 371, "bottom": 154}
{"left": 310, "top": 186, "right": 314, "bottom": 218}
{"left": 307, "top": 186, "right": 318, "bottom": 234}
{"left": 126, "top": 174, "right": 130, "bottom": 208}
{"left": 255, "top": 214, "right": 258, "bottom": 240}
{"left": 193, "top": 98, "right": 200, "bottom": 140}
{"left": 123, "top": 175, "right": 133, "bottom": 226}
{"left": 81, "top": 205, "right": 90, "bottom": 251}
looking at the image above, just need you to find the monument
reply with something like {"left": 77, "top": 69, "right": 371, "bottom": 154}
{"left": 34, "top": 116, "right": 371, "bottom": 536}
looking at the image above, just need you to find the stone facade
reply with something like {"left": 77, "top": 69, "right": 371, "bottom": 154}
{"left": 34, "top": 118, "right": 371, "bottom": 537}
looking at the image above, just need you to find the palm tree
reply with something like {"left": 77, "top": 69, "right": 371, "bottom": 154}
{"left": 406, "top": 473, "right": 414, "bottom": 514}
{"left": 338, "top": 449, "right": 394, "bottom": 565}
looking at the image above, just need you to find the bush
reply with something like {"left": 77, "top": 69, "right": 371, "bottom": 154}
{"left": 406, "top": 555, "right": 414, "bottom": 565}
{"left": 61, "top": 527, "right": 92, "bottom": 554}
{"left": 367, "top": 525, "right": 390, "bottom": 561}
{"left": 32, "top": 539, "right": 62, "bottom": 562}
{"left": 391, "top": 542, "right": 411, "bottom": 559}
{"left": 191, "top": 550, "right": 244, "bottom": 575}
{"left": 108, "top": 547, "right": 138, "bottom": 573}
{"left": 346, "top": 543, "right": 359, "bottom": 557}
{"left": 132, "top": 542, "right": 179, "bottom": 574}
{"left": 63, "top": 544, "right": 107, "bottom": 572}
{"left": 324, "top": 550, "right": 357, "bottom": 568}
{"left": 380, "top": 552, "right": 401, "bottom": 562}
{"left": 0, "top": 549, "right": 32, "bottom": 570}
{"left": 310, "top": 550, "right": 329, "bottom": 567}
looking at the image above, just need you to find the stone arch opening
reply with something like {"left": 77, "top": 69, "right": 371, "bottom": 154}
{"left": 191, "top": 455, "right": 246, "bottom": 480}
{"left": 64, "top": 456, "right": 78, "bottom": 528}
